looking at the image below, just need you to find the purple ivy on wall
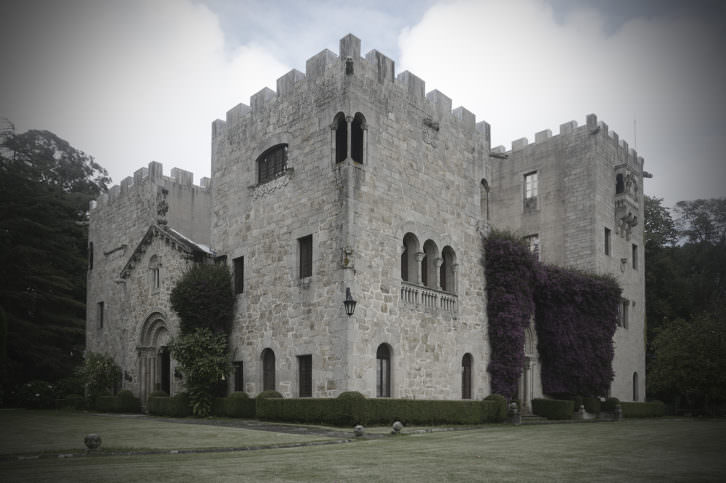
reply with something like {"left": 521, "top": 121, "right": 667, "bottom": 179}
{"left": 485, "top": 232, "right": 620, "bottom": 399}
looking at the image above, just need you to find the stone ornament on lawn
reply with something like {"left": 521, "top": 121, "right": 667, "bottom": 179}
{"left": 392, "top": 421, "right": 403, "bottom": 434}
{"left": 84, "top": 434, "right": 102, "bottom": 450}
{"left": 354, "top": 425, "right": 365, "bottom": 437}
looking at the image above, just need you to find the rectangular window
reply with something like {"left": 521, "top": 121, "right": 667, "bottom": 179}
{"left": 632, "top": 244, "right": 638, "bottom": 270}
{"left": 298, "top": 355, "right": 312, "bottom": 397}
{"left": 524, "top": 171, "right": 538, "bottom": 211}
{"left": 622, "top": 300, "right": 629, "bottom": 329}
{"left": 233, "top": 361, "right": 244, "bottom": 392}
{"left": 298, "top": 235, "right": 313, "bottom": 278}
{"left": 523, "top": 234, "right": 540, "bottom": 261}
{"left": 97, "top": 301, "right": 104, "bottom": 329}
{"left": 233, "top": 256, "right": 244, "bottom": 294}
{"left": 604, "top": 227, "right": 611, "bottom": 256}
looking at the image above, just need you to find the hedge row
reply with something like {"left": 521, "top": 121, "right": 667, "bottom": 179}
{"left": 532, "top": 398, "right": 574, "bottom": 420}
{"left": 95, "top": 391, "right": 141, "bottom": 413}
{"left": 256, "top": 398, "right": 505, "bottom": 426}
{"left": 212, "top": 396, "right": 256, "bottom": 418}
{"left": 55, "top": 395, "right": 85, "bottom": 410}
{"left": 148, "top": 394, "right": 192, "bottom": 417}
{"left": 621, "top": 401, "right": 666, "bottom": 418}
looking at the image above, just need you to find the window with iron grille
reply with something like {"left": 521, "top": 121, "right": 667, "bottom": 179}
{"left": 298, "top": 234, "right": 312, "bottom": 278}
{"left": 233, "top": 256, "right": 244, "bottom": 294}
{"left": 257, "top": 144, "right": 288, "bottom": 184}
{"left": 233, "top": 361, "right": 244, "bottom": 392}
{"left": 524, "top": 171, "right": 538, "bottom": 211}
{"left": 298, "top": 355, "right": 312, "bottom": 397}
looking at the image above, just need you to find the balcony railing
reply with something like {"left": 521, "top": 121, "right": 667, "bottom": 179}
{"left": 400, "top": 281, "right": 457, "bottom": 314}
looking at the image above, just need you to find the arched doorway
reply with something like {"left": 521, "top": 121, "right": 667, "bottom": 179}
{"left": 518, "top": 325, "right": 537, "bottom": 414}
{"left": 138, "top": 314, "right": 172, "bottom": 406}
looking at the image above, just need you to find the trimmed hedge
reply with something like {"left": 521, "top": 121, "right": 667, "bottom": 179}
{"left": 148, "top": 393, "right": 191, "bottom": 417}
{"left": 212, "top": 396, "right": 256, "bottom": 418}
{"left": 621, "top": 401, "right": 666, "bottom": 418}
{"left": 484, "top": 394, "right": 508, "bottom": 421}
{"left": 256, "top": 398, "right": 506, "bottom": 426}
{"left": 602, "top": 397, "right": 619, "bottom": 412}
{"left": 583, "top": 396, "right": 601, "bottom": 414}
{"left": 256, "top": 390, "right": 283, "bottom": 399}
{"left": 55, "top": 394, "right": 85, "bottom": 410}
{"left": 95, "top": 391, "right": 141, "bottom": 413}
{"left": 532, "top": 398, "right": 574, "bottom": 420}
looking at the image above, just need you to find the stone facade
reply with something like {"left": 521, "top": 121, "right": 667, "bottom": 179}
{"left": 87, "top": 34, "right": 645, "bottom": 403}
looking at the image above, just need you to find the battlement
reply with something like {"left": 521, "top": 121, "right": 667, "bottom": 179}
{"left": 90, "top": 160, "right": 211, "bottom": 211}
{"left": 212, "top": 33, "right": 489, "bottom": 144}
{"left": 492, "top": 114, "right": 644, "bottom": 171}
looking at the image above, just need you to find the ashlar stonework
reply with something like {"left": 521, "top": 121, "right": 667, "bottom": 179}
{"left": 87, "top": 34, "right": 645, "bottom": 405}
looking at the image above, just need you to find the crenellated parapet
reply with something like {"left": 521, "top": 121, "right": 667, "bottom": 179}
{"left": 90, "top": 160, "right": 211, "bottom": 211}
{"left": 493, "top": 114, "right": 644, "bottom": 173}
{"left": 210, "top": 33, "right": 490, "bottom": 147}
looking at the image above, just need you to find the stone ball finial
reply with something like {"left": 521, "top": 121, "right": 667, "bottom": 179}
{"left": 354, "top": 425, "right": 365, "bottom": 437}
{"left": 84, "top": 433, "right": 102, "bottom": 450}
{"left": 391, "top": 420, "right": 403, "bottom": 434}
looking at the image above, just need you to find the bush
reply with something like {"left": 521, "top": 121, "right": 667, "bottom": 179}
{"left": 116, "top": 390, "right": 141, "bottom": 413}
{"left": 532, "top": 398, "right": 574, "bottom": 420}
{"left": 56, "top": 394, "right": 85, "bottom": 410}
{"left": 170, "top": 264, "right": 234, "bottom": 334}
{"left": 212, "top": 395, "right": 256, "bottom": 418}
{"left": 621, "top": 401, "right": 666, "bottom": 418}
{"left": 484, "top": 394, "right": 507, "bottom": 421}
{"left": 75, "top": 352, "right": 122, "bottom": 403}
{"left": 53, "top": 376, "right": 85, "bottom": 399}
{"left": 583, "top": 396, "right": 601, "bottom": 414}
{"left": 602, "top": 397, "right": 620, "bottom": 412}
{"left": 148, "top": 392, "right": 191, "bottom": 417}
{"left": 337, "top": 391, "right": 366, "bottom": 400}
{"left": 148, "top": 390, "right": 168, "bottom": 407}
{"left": 256, "top": 390, "right": 283, "bottom": 399}
{"left": 16, "top": 380, "right": 55, "bottom": 409}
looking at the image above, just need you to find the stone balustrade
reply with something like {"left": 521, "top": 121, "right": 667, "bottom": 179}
{"left": 400, "top": 281, "right": 457, "bottom": 314}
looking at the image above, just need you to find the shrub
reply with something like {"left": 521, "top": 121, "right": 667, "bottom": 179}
{"left": 484, "top": 394, "right": 507, "bottom": 421}
{"left": 148, "top": 392, "right": 191, "bottom": 417}
{"left": 116, "top": 390, "right": 141, "bottom": 413}
{"left": 583, "top": 396, "right": 601, "bottom": 414}
{"left": 256, "top": 390, "right": 283, "bottom": 399}
{"left": 170, "top": 264, "right": 234, "bottom": 334}
{"left": 75, "top": 352, "right": 121, "bottom": 403}
{"left": 337, "top": 391, "right": 366, "bottom": 400}
{"left": 53, "top": 376, "right": 85, "bottom": 399}
{"left": 56, "top": 394, "right": 85, "bottom": 410}
{"left": 95, "top": 395, "right": 117, "bottom": 412}
{"left": 16, "top": 380, "right": 55, "bottom": 409}
{"left": 212, "top": 395, "right": 256, "bottom": 418}
{"left": 532, "top": 398, "right": 574, "bottom": 420}
{"left": 621, "top": 401, "right": 666, "bottom": 418}
{"left": 602, "top": 397, "right": 620, "bottom": 412}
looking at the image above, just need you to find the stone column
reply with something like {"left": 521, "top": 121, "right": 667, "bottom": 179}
{"left": 451, "top": 263, "right": 459, "bottom": 294}
{"left": 434, "top": 257, "right": 443, "bottom": 290}
{"left": 345, "top": 116, "right": 353, "bottom": 161}
{"left": 415, "top": 252, "right": 425, "bottom": 285}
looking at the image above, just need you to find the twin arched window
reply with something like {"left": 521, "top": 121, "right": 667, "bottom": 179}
{"left": 334, "top": 112, "right": 366, "bottom": 164}
{"left": 400, "top": 233, "right": 457, "bottom": 292}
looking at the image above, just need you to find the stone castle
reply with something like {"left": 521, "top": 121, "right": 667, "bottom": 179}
{"left": 86, "top": 34, "right": 645, "bottom": 407}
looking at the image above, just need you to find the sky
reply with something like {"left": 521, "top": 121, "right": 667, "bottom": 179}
{"left": 1, "top": 0, "right": 724, "bottom": 208}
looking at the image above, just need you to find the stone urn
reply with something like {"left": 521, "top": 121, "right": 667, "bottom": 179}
{"left": 84, "top": 434, "right": 102, "bottom": 450}
{"left": 353, "top": 425, "right": 365, "bottom": 437}
{"left": 391, "top": 420, "right": 403, "bottom": 434}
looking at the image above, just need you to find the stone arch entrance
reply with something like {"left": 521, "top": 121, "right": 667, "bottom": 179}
{"left": 138, "top": 313, "right": 172, "bottom": 405}
{"left": 518, "top": 325, "right": 537, "bottom": 414}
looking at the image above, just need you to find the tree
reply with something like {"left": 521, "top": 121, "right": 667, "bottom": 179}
{"left": 648, "top": 311, "right": 726, "bottom": 415}
{"left": 75, "top": 352, "right": 122, "bottom": 403}
{"left": 0, "top": 126, "right": 109, "bottom": 392}
{"left": 674, "top": 198, "right": 726, "bottom": 245}
{"left": 170, "top": 263, "right": 234, "bottom": 334}
{"left": 644, "top": 195, "right": 677, "bottom": 250}
{"left": 169, "top": 328, "right": 230, "bottom": 417}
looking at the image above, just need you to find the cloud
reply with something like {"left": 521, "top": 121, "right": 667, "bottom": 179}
{"left": 397, "top": 0, "right": 726, "bottom": 206}
{"left": 0, "top": 0, "right": 288, "bottom": 184}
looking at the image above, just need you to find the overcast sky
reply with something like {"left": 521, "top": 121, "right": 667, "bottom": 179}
{"left": 1, "top": 0, "right": 724, "bottom": 208}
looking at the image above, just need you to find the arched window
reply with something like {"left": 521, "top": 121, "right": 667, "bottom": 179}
{"left": 616, "top": 173, "right": 625, "bottom": 194}
{"left": 262, "top": 348, "right": 276, "bottom": 391}
{"left": 257, "top": 144, "right": 288, "bottom": 184}
{"left": 462, "top": 353, "right": 473, "bottom": 399}
{"left": 440, "top": 246, "right": 456, "bottom": 293}
{"left": 633, "top": 372, "right": 639, "bottom": 401}
{"left": 376, "top": 344, "right": 391, "bottom": 397}
{"left": 149, "top": 255, "right": 160, "bottom": 291}
{"left": 334, "top": 113, "right": 347, "bottom": 163}
{"left": 401, "top": 233, "right": 420, "bottom": 283}
{"left": 422, "top": 240, "right": 439, "bottom": 289}
{"left": 351, "top": 113, "right": 365, "bottom": 163}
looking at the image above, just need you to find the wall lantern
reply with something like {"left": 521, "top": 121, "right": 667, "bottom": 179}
{"left": 343, "top": 287, "right": 357, "bottom": 316}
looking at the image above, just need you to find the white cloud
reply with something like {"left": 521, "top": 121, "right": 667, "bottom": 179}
{"left": 0, "top": 0, "right": 288, "bottom": 184}
{"left": 398, "top": 0, "right": 726, "bottom": 206}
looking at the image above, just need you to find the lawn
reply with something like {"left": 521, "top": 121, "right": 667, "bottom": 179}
{"left": 1, "top": 410, "right": 725, "bottom": 482}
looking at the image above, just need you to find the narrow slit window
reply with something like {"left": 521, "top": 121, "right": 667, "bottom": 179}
{"left": 604, "top": 227, "right": 611, "bottom": 256}
{"left": 233, "top": 256, "right": 244, "bottom": 294}
{"left": 298, "top": 355, "right": 312, "bottom": 397}
{"left": 298, "top": 235, "right": 313, "bottom": 278}
{"left": 632, "top": 244, "right": 638, "bottom": 270}
{"left": 233, "top": 361, "right": 244, "bottom": 392}
{"left": 97, "top": 301, "right": 104, "bottom": 329}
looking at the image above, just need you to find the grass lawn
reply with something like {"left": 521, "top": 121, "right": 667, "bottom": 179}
{"left": 0, "top": 409, "right": 329, "bottom": 455}
{"left": 1, "top": 411, "right": 725, "bottom": 482}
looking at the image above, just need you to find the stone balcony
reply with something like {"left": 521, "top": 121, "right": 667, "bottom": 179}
{"left": 400, "top": 281, "right": 458, "bottom": 315}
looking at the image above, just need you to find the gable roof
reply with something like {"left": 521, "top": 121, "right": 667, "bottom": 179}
{"left": 119, "top": 224, "right": 215, "bottom": 279}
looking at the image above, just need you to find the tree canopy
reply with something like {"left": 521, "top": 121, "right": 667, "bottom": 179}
{"left": 0, "top": 124, "right": 109, "bottom": 393}
{"left": 170, "top": 263, "right": 234, "bottom": 335}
